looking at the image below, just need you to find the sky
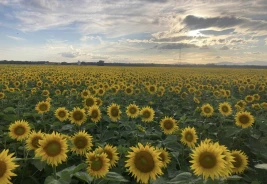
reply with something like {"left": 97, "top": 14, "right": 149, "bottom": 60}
{"left": 0, "top": 0, "right": 267, "bottom": 64}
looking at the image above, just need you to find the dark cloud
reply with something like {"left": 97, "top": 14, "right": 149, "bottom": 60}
{"left": 200, "top": 45, "right": 209, "bottom": 49}
{"left": 60, "top": 52, "right": 78, "bottom": 58}
{"left": 156, "top": 43, "right": 198, "bottom": 50}
{"left": 216, "top": 56, "right": 221, "bottom": 59}
{"left": 230, "top": 39, "right": 245, "bottom": 44}
{"left": 218, "top": 39, "right": 226, "bottom": 43}
{"left": 200, "top": 29, "right": 235, "bottom": 36}
{"left": 220, "top": 46, "right": 230, "bottom": 50}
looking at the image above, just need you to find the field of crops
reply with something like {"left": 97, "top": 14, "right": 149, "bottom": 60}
{"left": 0, "top": 65, "right": 267, "bottom": 184}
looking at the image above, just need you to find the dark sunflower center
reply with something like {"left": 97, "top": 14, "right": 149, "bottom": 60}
{"left": 163, "top": 120, "right": 173, "bottom": 130}
{"left": 150, "top": 87, "right": 155, "bottom": 92}
{"left": 44, "top": 141, "right": 62, "bottom": 156}
{"left": 99, "top": 90, "right": 103, "bottom": 94}
{"left": 91, "top": 110, "right": 99, "bottom": 118}
{"left": 74, "top": 136, "right": 88, "bottom": 149}
{"left": 129, "top": 107, "right": 137, "bottom": 114}
{"left": 43, "top": 92, "right": 48, "bottom": 95}
{"left": 185, "top": 132, "right": 193, "bottom": 142}
{"left": 0, "top": 161, "right": 7, "bottom": 177}
{"left": 73, "top": 111, "right": 84, "bottom": 121}
{"left": 111, "top": 108, "right": 119, "bottom": 117}
{"left": 239, "top": 115, "right": 249, "bottom": 124}
{"left": 91, "top": 159, "right": 103, "bottom": 171}
{"left": 86, "top": 99, "right": 94, "bottom": 106}
{"left": 32, "top": 136, "right": 42, "bottom": 148}
{"left": 143, "top": 111, "right": 151, "bottom": 118}
{"left": 204, "top": 107, "right": 211, "bottom": 113}
{"left": 15, "top": 126, "right": 25, "bottom": 135}
{"left": 199, "top": 152, "right": 217, "bottom": 169}
{"left": 247, "top": 97, "right": 252, "bottom": 101}
{"left": 232, "top": 154, "right": 242, "bottom": 168}
{"left": 0, "top": 94, "right": 3, "bottom": 98}
{"left": 126, "top": 88, "right": 132, "bottom": 93}
{"left": 104, "top": 150, "right": 112, "bottom": 160}
{"left": 222, "top": 106, "right": 229, "bottom": 112}
{"left": 83, "top": 92, "right": 88, "bottom": 96}
{"left": 39, "top": 104, "right": 48, "bottom": 111}
{"left": 159, "top": 153, "right": 165, "bottom": 162}
{"left": 134, "top": 151, "right": 155, "bottom": 173}
{"left": 58, "top": 111, "right": 66, "bottom": 118}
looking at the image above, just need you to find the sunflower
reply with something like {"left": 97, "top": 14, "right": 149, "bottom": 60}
{"left": 26, "top": 131, "right": 44, "bottom": 151}
{"left": 147, "top": 85, "right": 157, "bottom": 95}
{"left": 35, "top": 101, "right": 51, "bottom": 114}
{"left": 235, "top": 100, "right": 246, "bottom": 111}
{"left": 126, "top": 104, "right": 140, "bottom": 118}
{"left": 180, "top": 92, "right": 188, "bottom": 99}
{"left": 253, "top": 94, "right": 260, "bottom": 101}
{"left": 86, "top": 152, "right": 110, "bottom": 178}
{"left": 42, "top": 90, "right": 50, "bottom": 97}
{"left": 160, "top": 117, "right": 178, "bottom": 135}
{"left": 35, "top": 131, "right": 68, "bottom": 166}
{"left": 235, "top": 111, "right": 254, "bottom": 128}
{"left": 218, "top": 102, "right": 232, "bottom": 116}
{"left": 0, "top": 92, "right": 5, "bottom": 99}
{"left": 83, "top": 96, "right": 97, "bottom": 108}
{"left": 140, "top": 106, "right": 155, "bottom": 122}
{"left": 107, "top": 103, "right": 121, "bottom": 122}
{"left": 190, "top": 142, "right": 227, "bottom": 180}
{"left": 55, "top": 89, "right": 61, "bottom": 96}
{"left": 9, "top": 120, "right": 31, "bottom": 141}
{"left": 71, "top": 131, "right": 93, "bottom": 155}
{"left": 231, "top": 150, "right": 248, "bottom": 174}
{"left": 125, "top": 143, "right": 163, "bottom": 183}
{"left": 194, "top": 97, "right": 200, "bottom": 104}
{"left": 261, "top": 102, "right": 267, "bottom": 110}
{"left": 181, "top": 127, "right": 198, "bottom": 148}
{"left": 95, "top": 144, "right": 119, "bottom": 168}
{"left": 69, "top": 107, "right": 87, "bottom": 126}
{"left": 55, "top": 107, "right": 69, "bottom": 122}
{"left": 252, "top": 103, "right": 261, "bottom": 110}
{"left": 81, "top": 90, "right": 90, "bottom": 98}
{"left": 88, "top": 105, "right": 101, "bottom": 123}
{"left": 245, "top": 95, "right": 254, "bottom": 103}
{"left": 97, "top": 88, "right": 105, "bottom": 96}
{"left": 125, "top": 86, "right": 134, "bottom": 95}
{"left": 156, "top": 147, "right": 171, "bottom": 168}
{"left": 0, "top": 149, "right": 18, "bottom": 184}
{"left": 95, "top": 97, "right": 103, "bottom": 106}
{"left": 201, "top": 104, "right": 214, "bottom": 118}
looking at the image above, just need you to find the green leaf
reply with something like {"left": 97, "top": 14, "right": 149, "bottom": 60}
{"left": 44, "top": 176, "right": 62, "bottom": 184}
{"left": 168, "top": 172, "right": 192, "bottom": 183}
{"left": 74, "top": 172, "right": 93, "bottom": 183}
{"left": 73, "top": 163, "right": 87, "bottom": 173}
{"left": 31, "top": 159, "right": 46, "bottom": 171}
{"left": 227, "top": 175, "right": 242, "bottom": 180}
{"left": 3, "top": 114, "right": 18, "bottom": 122}
{"left": 3, "top": 107, "right": 15, "bottom": 114}
{"left": 255, "top": 163, "right": 267, "bottom": 170}
{"left": 104, "top": 172, "right": 129, "bottom": 182}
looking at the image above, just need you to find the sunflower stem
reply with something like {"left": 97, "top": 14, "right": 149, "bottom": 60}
{"left": 53, "top": 166, "right": 57, "bottom": 179}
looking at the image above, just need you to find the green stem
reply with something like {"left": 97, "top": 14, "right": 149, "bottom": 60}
{"left": 53, "top": 166, "right": 57, "bottom": 179}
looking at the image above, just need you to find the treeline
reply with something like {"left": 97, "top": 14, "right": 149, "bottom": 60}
{"left": 0, "top": 60, "right": 49, "bottom": 64}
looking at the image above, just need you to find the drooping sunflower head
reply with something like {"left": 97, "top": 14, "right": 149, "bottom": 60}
{"left": 0, "top": 149, "right": 19, "bottom": 184}
{"left": 252, "top": 103, "right": 261, "bottom": 110}
{"left": 253, "top": 94, "right": 260, "bottom": 101}
{"left": 261, "top": 102, "right": 267, "bottom": 110}
{"left": 201, "top": 104, "right": 214, "bottom": 118}
{"left": 95, "top": 144, "right": 119, "bottom": 168}
{"left": 126, "top": 104, "right": 140, "bottom": 118}
{"left": 125, "top": 143, "right": 163, "bottom": 183}
{"left": 84, "top": 96, "right": 97, "bottom": 108}
{"left": 235, "top": 111, "right": 254, "bottom": 128}
{"left": 55, "top": 107, "right": 69, "bottom": 122}
{"left": 181, "top": 127, "right": 198, "bottom": 148}
{"left": 35, "top": 131, "right": 68, "bottom": 166}
{"left": 81, "top": 90, "right": 90, "bottom": 98}
{"left": 107, "top": 103, "right": 121, "bottom": 122}
{"left": 140, "top": 106, "right": 155, "bottom": 123}
{"left": 218, "top": 102, "right": 232, "bottom": 116}
{"left": 95, "top": 97, "right": 103, "bottom": 106}
{"left": 194, "top": 97, "right": 200, "bottom": 104}
{"left": 86, "top": 152, "right": 110, "bottom": 178}
{"left": 230, "top": 150, "right": 248, "bottom": 174}
{"left": 26, "top": 130, "right": 44, "bottom": 151}
{"left": 88, "top": 105, "right": 101, "bottom": 123}
{"left": 156, "top": 147, "right": 171, "bottom": 168}
{"left": 190, "top": 142, "right": 227, "bottom": 180}
{"left": 71, "top": 130, "right": 93, "bottom": 155}
{"left": 69, "top": 107, "right": 87, "bottom": 126}
{"left": 35, "top": 101, "right": 51, "bottom": 114}
{"left": 160, "top": 117, "right": 178, "bottom": 135}
{"left": 9, "top": 120, "right": 31, "bottom": 141}
{"left": 180, "top": 92, "right": 188, "bottom": 99}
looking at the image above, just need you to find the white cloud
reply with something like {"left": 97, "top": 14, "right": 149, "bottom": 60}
{"left": 6, "top": 35, "right": 25, "bottom": 41}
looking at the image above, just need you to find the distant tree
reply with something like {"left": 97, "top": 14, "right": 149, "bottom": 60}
{"left": 97, "top": 60, "right": 105, "bottom": 66}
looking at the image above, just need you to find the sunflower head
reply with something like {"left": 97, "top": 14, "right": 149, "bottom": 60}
{"left": 95, "top": 144, "right": 119, "bottom": 168}
{"left": 26, "top": 131, "right": 44, "bottom": 151}
{"left": 181, "top": 127, "right": 198, "bottom": 148}
{"left": 81, "top": 90, "right": 90, "bottom": 98}
{"left": 9, "top": 120, "right": 31, "bottom": 141}
{"left": 107, "top": 103, "right": 121, "bottom": 122}
{"left": 71, "top": 130, "right": 93, "bottom": 155}
{"left": 218, "top": 102, "right": 232, "bottom": 116}
{"left": 231, "top": 150, "right": 248, "bottom": 174}
{"left": 125, "top": 143, "right": 163, "bottom": 183}
{"left": 35, "top": 131, "right": 68, "bottom": 166}
{"left": 0, "top": 149, "right": 19, "bottom": 184}
{"left": 201, "top": 104, "right": 214, "bottom": 118}
{"left": 140, "top": 106, "right": 155, "bottom": 123}
{"left": 84, "top": 96, "right": 97, "bottom": 108}
{"left": 35, "top": 101, "right": 51, "bottom": 114}
{"left": 126, "top": 104, "right": 140, "bottom": 118}
{"left": 160, "top": 117, "right": 178, "bottom": 135}
{"left": 88, "top": 105, "right": 101, "bottom": 123}
{"left": 235, "top": 111, "right": 254, "bottom": 128}
{"left": 86, "top": 152, "right": 110, "bottom": 178}
{"left": 55, "top": 107, "right": 69, "bottom": 122}
{"left": 0, "top": 92, "right": 5, "bottom": 99}
{"left": 69, "top": 107, "right": 87, "bottom": 126}
{"left": 156, "top": 147, "right": 171, "bottom": 168}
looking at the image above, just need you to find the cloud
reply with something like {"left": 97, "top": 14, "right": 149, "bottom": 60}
{"left": 60, "top": 52, "right": 79, "bottom": 58}
{"left": 200, "top": 45, "right": 209, "bottom": 49}
{"left": 156, "top": 43, "right": 198, "bottom": 50}
{"left": 81, "top": 35, "right": 103, "bottom": 43}
{"left": 220, "top": 46, "right": 230, "bottom": 50}
{"left": 215, "top": 56, "right": 221, "bottom": 59}
{"left": 6, "top": 35, "right": 25, "bottom": 41}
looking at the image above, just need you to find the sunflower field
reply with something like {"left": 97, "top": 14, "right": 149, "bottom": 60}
{"left": 1, "top": 64, "right": 267, "bottom": 184}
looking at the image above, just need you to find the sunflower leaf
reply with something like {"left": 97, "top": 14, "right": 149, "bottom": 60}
{"left": 255, "top": 163, "right": 267, "bottom": 170}
{"left": 74, "top": 172, "right": 93, "bottom": 183}
{"left": 168, "top": 172, "right": 192, "bottom": 183}
{"left": 104, "top": 172, "right": 129, "bottom": 182}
